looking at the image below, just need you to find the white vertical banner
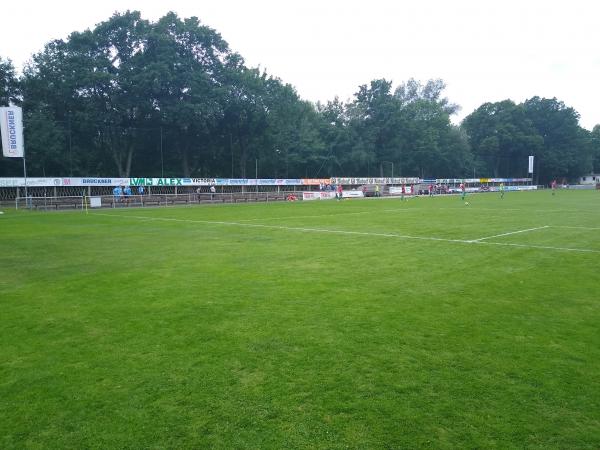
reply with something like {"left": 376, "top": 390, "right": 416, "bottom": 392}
{"left": 0, "top": 106, "right": 25, "bottom": 158}
{"left": 528, "top": 155, "right": 534, "bottom": 174}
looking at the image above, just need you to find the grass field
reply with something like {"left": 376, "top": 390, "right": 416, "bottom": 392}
{"left": 1, "top": 190, "right": 600, "bottom": 449}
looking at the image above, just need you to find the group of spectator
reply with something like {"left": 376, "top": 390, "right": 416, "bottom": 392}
{"left": 360, "top": 185, "right": 381, "bottom": 197}
{"left": 427, "top": 184, "right": 450, "bottom": 196}
{"left": 319, "top": 183, "right": 336, "bottom": 191}
{"left": 196, "top": 185, "right": 217, "bottom": 200}
{"left": 113, "top": 185, "right": 144, "bottom": 203}
{"left": 318, "top": 182, "right": 345, "bottom": 200}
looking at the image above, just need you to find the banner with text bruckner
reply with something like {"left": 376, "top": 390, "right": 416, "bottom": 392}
{"left": 0, "top": 106, "right": 25, "bottom": 158}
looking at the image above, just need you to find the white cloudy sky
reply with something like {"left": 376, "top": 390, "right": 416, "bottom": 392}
{"left": 1, "top": 0, "right": 599, "bottom": 129}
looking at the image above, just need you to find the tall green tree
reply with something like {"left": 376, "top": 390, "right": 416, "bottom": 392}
{"left": 140, "top": 12, "right": 230, "bottom": 177}
{"left": 20, "top": 11, "right": 234, "bottom": 177}
{"left": 315, "top": 98, "right": 353, "bottom": 176}
{"left": 591, "top": 125, "right": 600, "bottom": 173}
{"left": 23, "top": 109, "right": 68, "bottom": 176}
{"left": 329, "top": 78, "right": 469, "bottom": 178}
{"left": 523, "top": 97, "right": 592, "bottom": 183}
{"left": 20, "top": 12, "right": 150, "bottom": 176}
{"left": 263, "top": 80, "right": 325, "bottom": 178}
{"left": 220, "top": 62, "right": 269, "bottom": 178}
{"left": 394, "top": 79, "right": 465, "bottom": 178}
{"left": 347, "top": 79, "right": 398, "bottom": 175}
{"left": 0, "top": 57, "right": 19, "bottom": 106}
{"left": 0, "top": 58, "right": 22, "bottom": 176}
{"left": 462, "top": 101, "right": 542, "bottom": 178}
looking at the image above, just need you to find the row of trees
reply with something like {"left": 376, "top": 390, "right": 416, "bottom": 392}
{"left": 1, "top": 11, "right": 599, "bottom": 183}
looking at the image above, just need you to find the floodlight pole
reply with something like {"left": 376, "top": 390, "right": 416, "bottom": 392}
{"left": 68, "top": 114, "right": 72, "bottom": 176}
{"left": 23, "top": 118, "right": 29, "bottom": 206}
{"left": 23, "top": 155, "right": 28, "bottom": 202}
{"left": 381, "top": 161, "right": 393, "bottom": 182}
{"left": 160, "top": 126, "right": 164, "bottom": 178}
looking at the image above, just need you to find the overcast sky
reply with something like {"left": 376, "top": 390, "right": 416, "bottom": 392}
{"left": 1, "top": 0, "right": 598, "bottom": 129}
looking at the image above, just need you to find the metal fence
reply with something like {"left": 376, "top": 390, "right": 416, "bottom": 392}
{"left": 12, "top": 191, "right": 304, "bottom": 210}
{"left": 0, "top": 184, "right": 316, "bottom": 202}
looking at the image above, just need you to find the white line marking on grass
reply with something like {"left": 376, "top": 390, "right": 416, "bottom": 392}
{"left": 476, "top": 241, "right": 600, "bottom": 253}
{"left": 238, "top": 208, "right": 415, "bottom": 222}
{"left": 437, "top": 207, "right": 600, "bottom": 215}
{"left": 93, "top": 213, "right": 600, "bottom": 254}
{"left": 94, "top": 213, "right": 470, "bottom": 244}
{"left": 437, "top": 207, "right": 524, "bottom": 212}
{"left": 469, "top": 225, "right": 550, "bottom": 242}
{"left": 236, "top": 210, "right": 375, "bottom": 222}
{"left": 528, "top": 209, "right": 600, "bottom": 214}
{"left": 382, "top": 209, "right": 417, "bottom": 213}
{"left": 550, "top": 225, "right": 600, "bottom": 231}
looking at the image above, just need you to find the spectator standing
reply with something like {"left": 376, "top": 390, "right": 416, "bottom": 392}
{"left": 123, "top": 185, "right": 132, "bottom": 204}
{"left": 113, "top": 185, "right": 122, "bottom": 203}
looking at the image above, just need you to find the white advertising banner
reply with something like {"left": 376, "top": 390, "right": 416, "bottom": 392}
{"left": 302, "top": 191, "right": 337, "bottom": 201}
{"left": 528, "top": 156, "right": 534, "bottom": 174}
{"left": 70, "top": 177, "right": 130, "bottom": 187}
{"left": 507, "top": 185, "right": 537, "bottom": 191}
{"left": 0, "top": 177, "right": 130, "bottom": 187}
{"left": 341, "top": 190, "right": 365, "bottom": 198}
{"left": 302, "top": 192, "right": 320, "bottom": 201}
{"left": 0, "top": 177, "right": 53, "bottom": 187}
{"left": 0, "top": 106, "right": 25, "bottom": 158}
{"left": 332, "top": 177, "right": 419, "bottom": 185}
{"left": 389, "top": 186, "right": 414, "bottom": 195}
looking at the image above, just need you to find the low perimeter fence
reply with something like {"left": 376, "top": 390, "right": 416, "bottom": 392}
{"left": 13, "top": 191, "right": 300, "bottom": 210}
{"left": 7, "top": 183, "right": 549, "bottom": 211}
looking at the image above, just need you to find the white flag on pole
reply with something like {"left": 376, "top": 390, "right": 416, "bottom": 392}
{"left": 528, "top": 155, "right": 534, "bottom": 174}
{"left": 0, "top": 106, "right": 25, "bottom": 158}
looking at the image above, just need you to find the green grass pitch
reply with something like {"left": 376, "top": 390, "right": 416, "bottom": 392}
{"left": 1, "top": 190, "right": 599, "bottom": 448}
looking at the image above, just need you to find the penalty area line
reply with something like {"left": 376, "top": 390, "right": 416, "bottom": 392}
{"left": 92, "top": 213, "right": 600, "bottom": 254}
{"left": 550, "top": 225, "right": 600, "bottom": 231}
{"left": 92, "top": 212, "right": 470, "bottom": 245}
{"left": 475, "top": 240, "right": 600, "bottom": 254}
{"left": 469, "top": 226, "right": 549, "bottom": 242}
{"left": 236, "top": 210, "right": 375, "bottom": 222}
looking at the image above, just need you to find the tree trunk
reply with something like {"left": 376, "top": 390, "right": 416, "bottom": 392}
{"left": 107, "top": 129, "right": 125, "bottom": 177}
{"left": 238, "top": 126, "right": 247, "bottom": 178}
{"left": 125, "top": 144, "right": 133, "bottom": 177}
{"left": 239, "top": 142, "right": 247, "bottom": 178}
{"left": 493, "top": 156, "right": 500, "bottom": 178}
{"left": 181, "top": 142, "right": 191, "bottom": 177}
